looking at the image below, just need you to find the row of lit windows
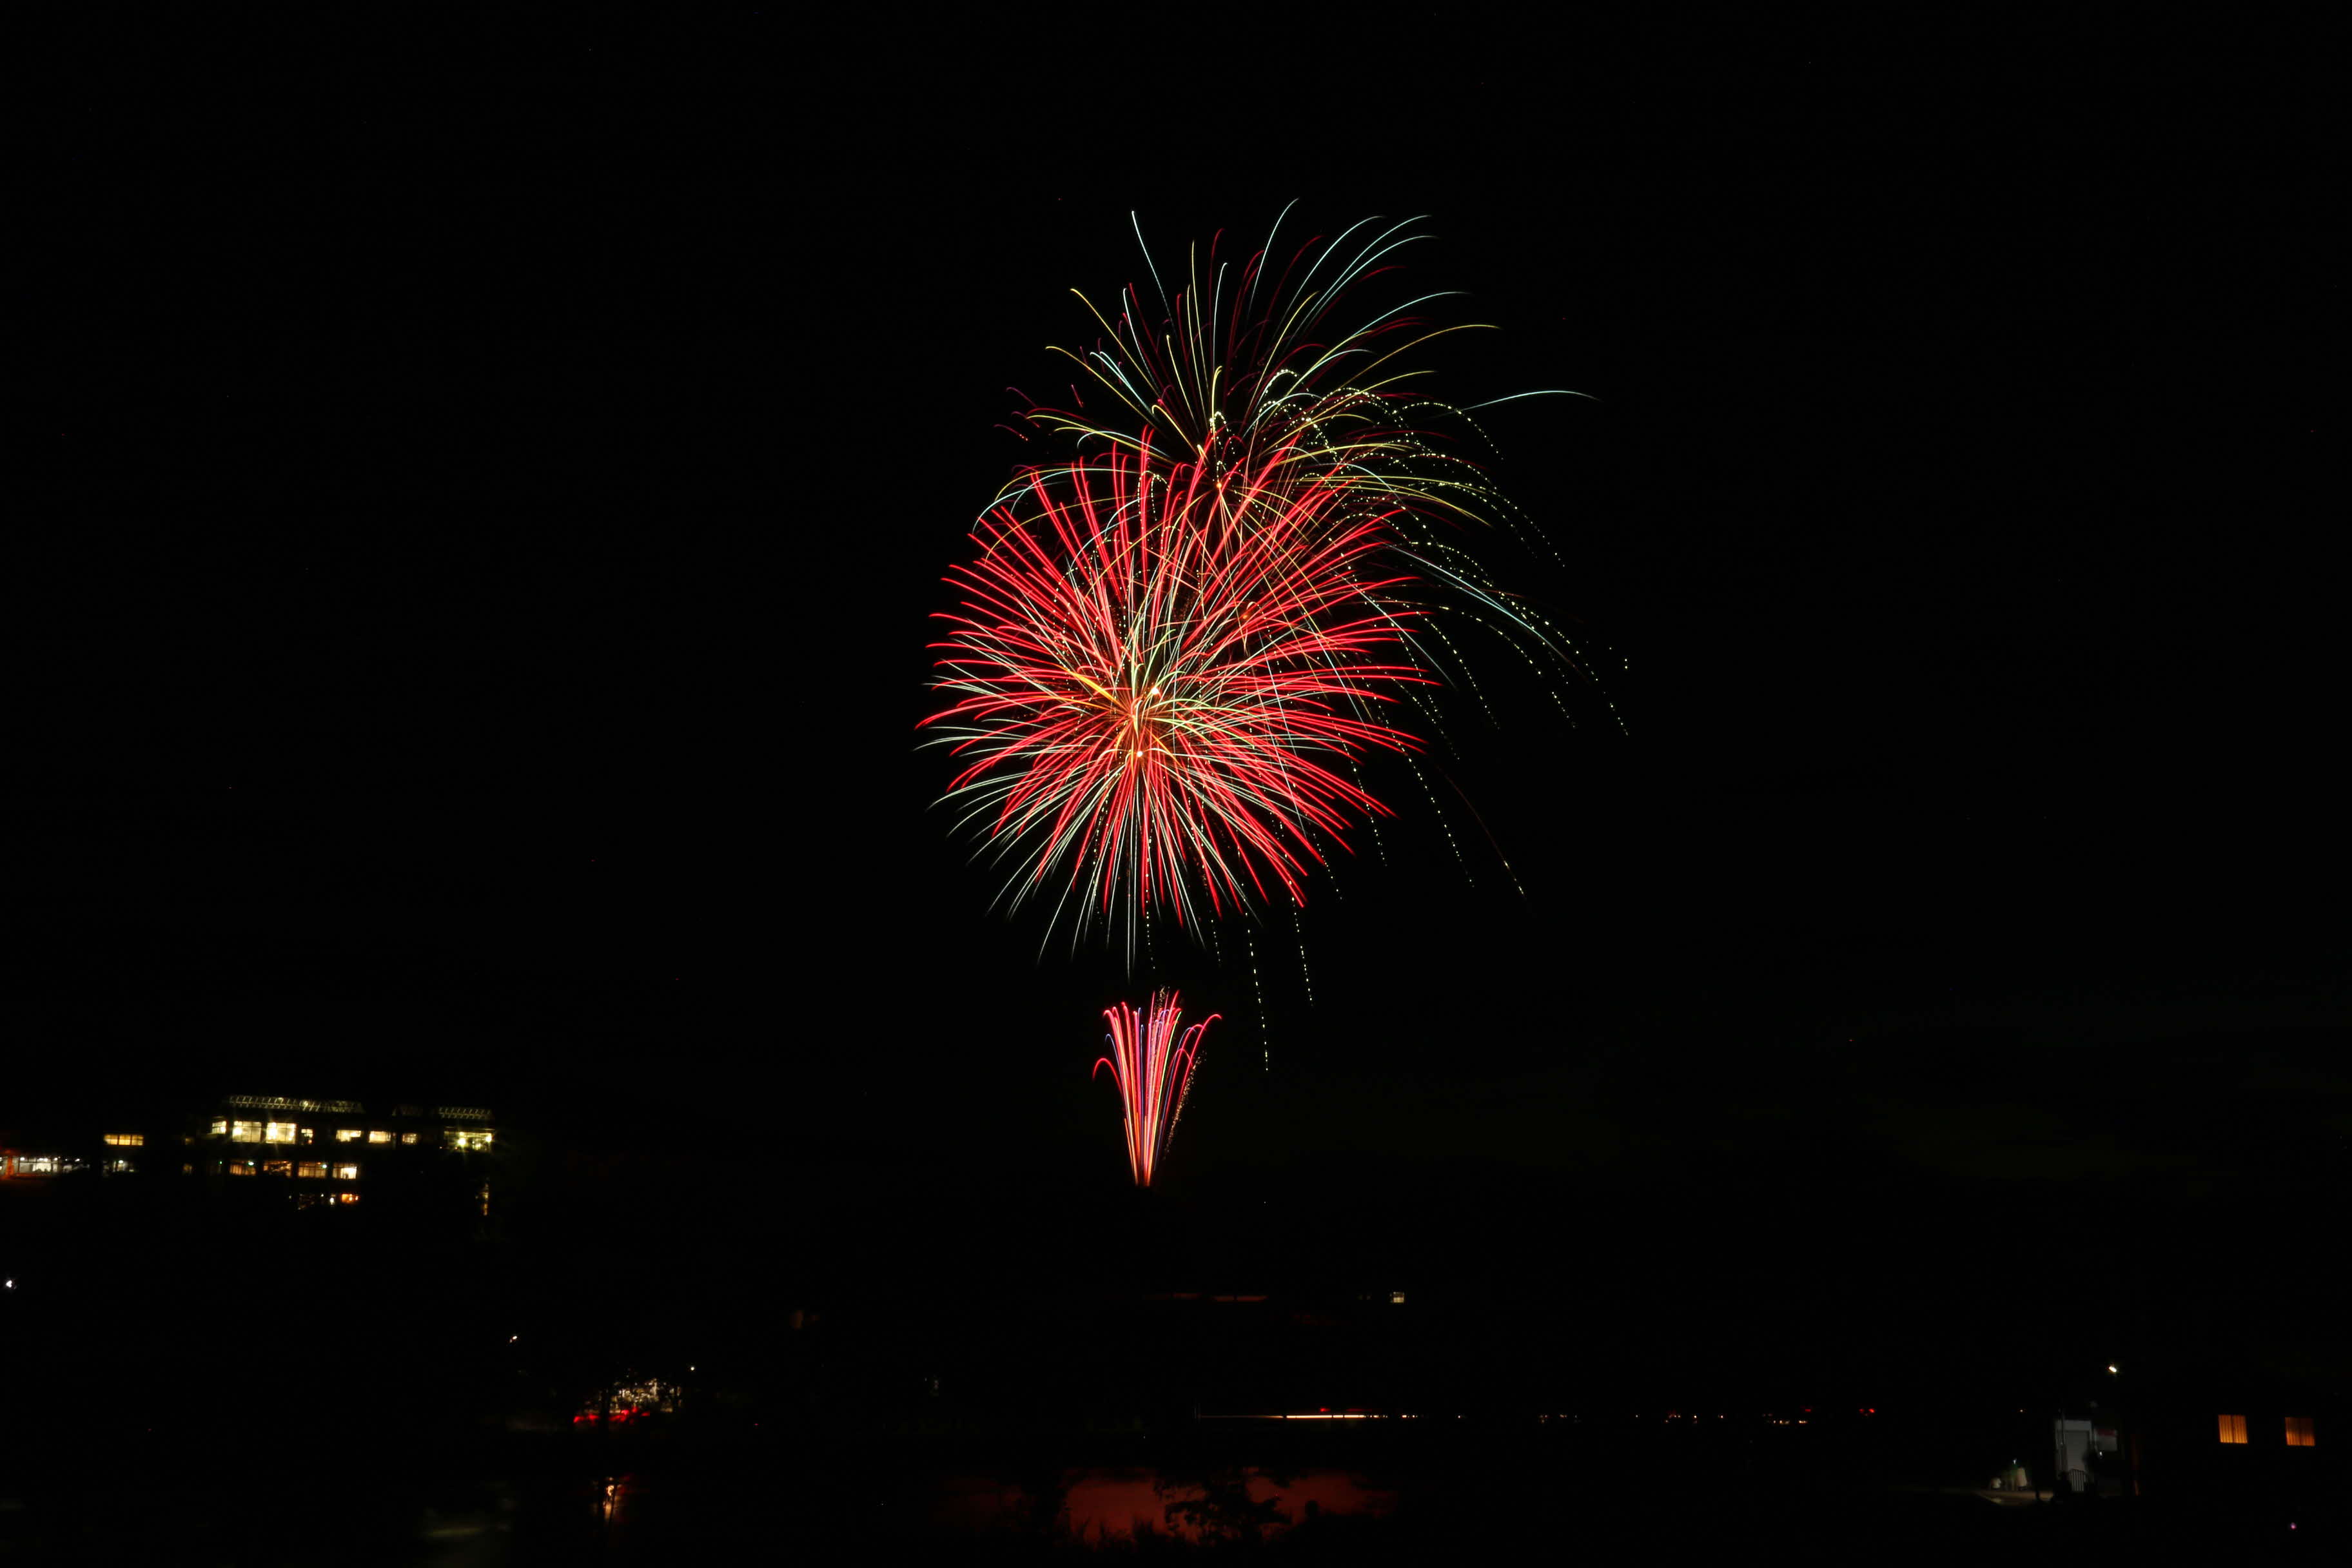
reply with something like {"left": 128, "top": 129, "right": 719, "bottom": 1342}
{"left": 224, "top": 1095, "right": 363, "bottom": 1113}
{"left": 2219, "top": 1415, "right": 2318, "bottom": 1446}
{"left": 24, "top": 1155, "right": 484, "bottom": 1185}
{"left": 207, "top": 1121, "right": 491, "bottom": 1152}
{"left": 223, "top": 1096, "right": 487, "bottom": 1121}
{"left": 224, "top": 1161, "right": 362, "bottom": 1180}
{"left": 211, "top": 1121, "right": 400, "bottom": 1145}
{"left": 103, "top": 1133, "right": 144, "bottom": 1146}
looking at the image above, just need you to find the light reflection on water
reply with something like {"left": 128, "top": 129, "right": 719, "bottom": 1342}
{"left": 934, "top": 1467, "right": 1395, "bottom": 1543}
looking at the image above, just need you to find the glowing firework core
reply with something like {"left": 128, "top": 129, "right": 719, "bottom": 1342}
{"left": 1095, "top": 991, "right": 1217, "bottom": 1188}
{"left": 928, "top": 440, "right": 1429, "bottom": 952}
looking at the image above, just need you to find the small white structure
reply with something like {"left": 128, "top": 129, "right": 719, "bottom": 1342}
{"left": 2053, "top": 1416, "right": 2119, "bottom": 1493}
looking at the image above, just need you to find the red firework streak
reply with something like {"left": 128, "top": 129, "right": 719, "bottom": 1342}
{"left": 925, "top": 435, "right": 1434, "bottom": 947}
{"left": 1095, "top": 991, "right": 1217, "bottom": 1187}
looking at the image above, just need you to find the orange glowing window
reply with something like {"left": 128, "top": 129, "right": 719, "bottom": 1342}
{"left": 262, "top": 1160, "right": 292, "bottom": 1177}
{"left": 2218, "top": 1414, "right": 2248, "bottom": 1444}
{"left": 228, "top": 1161, "right": 257, "bottom": 1177}
{"left": 103, "top": 1133, "right": 144, "bottom": 1147}
{"left": 2285, "top": 1416, "right": 2316, "bottom": 1447}
{"left": 367, "top": 1130, "right": 392, "bottom": 1145}
{"left": 335, "top": 1129, "right": 363, "bottom": 1143}
{"left": 335, "top": 1191, "right": 360, "bottom": 1206}
{"left": 331, "top": 1162, "right": 360, "bottom": 1181}
{"left": 297, "top": 1161, "right": 328, "bottom": 1179}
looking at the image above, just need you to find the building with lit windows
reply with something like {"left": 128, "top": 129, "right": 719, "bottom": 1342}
{"left": 2045, "top": 1380, "right": 2340, "bottom": 1513}
{"left": 5, "top": 1095, "right": 498, "bottom": 1228}
{"left": 188, "top": 1095, "right": 497, "bottom": 1219}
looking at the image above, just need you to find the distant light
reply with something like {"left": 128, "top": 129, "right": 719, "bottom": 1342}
{"left": 2108, "top": 1365, "right": 2118, "bottom": 1375}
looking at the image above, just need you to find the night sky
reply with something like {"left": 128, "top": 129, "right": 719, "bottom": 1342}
{"left": 25, "top": 23, "right": 2343, "bottom": 1400}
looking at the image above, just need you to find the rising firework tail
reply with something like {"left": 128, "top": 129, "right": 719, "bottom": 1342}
{"left": 1095, "top": 991, "right": 1217, "bottom": 1188}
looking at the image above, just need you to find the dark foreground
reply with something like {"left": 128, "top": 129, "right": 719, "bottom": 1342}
{"left": 1, "top": 1417, "right": 2335, "bottom": 1563}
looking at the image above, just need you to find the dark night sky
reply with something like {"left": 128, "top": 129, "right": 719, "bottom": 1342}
{"left": 22, "top": 20, "right": 2344, "bottom": 1384}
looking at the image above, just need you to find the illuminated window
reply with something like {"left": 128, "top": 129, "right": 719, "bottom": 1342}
{"left": 331, "top": 1162, "right": 360, "bottom": 1181}
{"left": 14, "top": 1155, "right": 61, "bottom": 1175}
{"left": 2219, "top": 1414, "right": 2248, "bottom": 1444}
{"left": 367, "top": 1130, "right": 392, "bottom": 1145}
{"left": 298, "top": 1128, "right": 315, "bottom": 1144}
{"left": 400, "top": 1132, "right": 419, "bottom": 1146}
{"left": 105, "top": 1158, "right": 135, "bottom": 1173}
{"left": 181, "top": 1162, "right": 193, "bottom": 1175}
{"left": 297, "top": 1161, "right": 328, "bottom": 1179}
{"left": 444, "top": 1129, "right": 494, "bottom": 1152}
{"left": 228, "top": 1161, "right": 257, "bottom": 1177}
{"left": 264, "top": 1122, "right": 298, "bottom": 1144}
{"left": 210, "top": 1118, "right": 228, "bottom": 1137}
{"left": 230, "top": 1121, "right": 263, "bottom": 1142}
{"left": 2286, "top": 1416, "right": 2317, "bottom": 1447}
{"left": 262, "top": 1159, "right": 292, "bottom": 1177}
{"left": 335, "top": 1129, "right": 362, "bottom": 1142}
{"left": 478, "top": 1181, "right": 491, "bottom": 1217}
{"left": 103, "top": 1133, "right": 144, "bottom": 1147}
{"left": 335, "top": 1191, "right": 360, "bottom": 1206}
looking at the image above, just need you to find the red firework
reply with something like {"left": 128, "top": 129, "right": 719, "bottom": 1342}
{"left": 925, "top": 435, "right": 1433, "bottom": 945}
{"left": 1095, "top": 990, "right": 1216, "bottom": 1187}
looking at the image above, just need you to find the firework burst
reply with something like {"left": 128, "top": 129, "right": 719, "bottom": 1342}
{"left": 1010, "top": 206, "right": 1600, "bottom": 683}
{"left": 1094, "top": 990, "right": 1215, "bottom": 1188}
{"left": 926, "top": 435, "right": 1434, "bottom": 952}
{"left": 928, "top": 207, "right": 1611, "bottom": 959}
